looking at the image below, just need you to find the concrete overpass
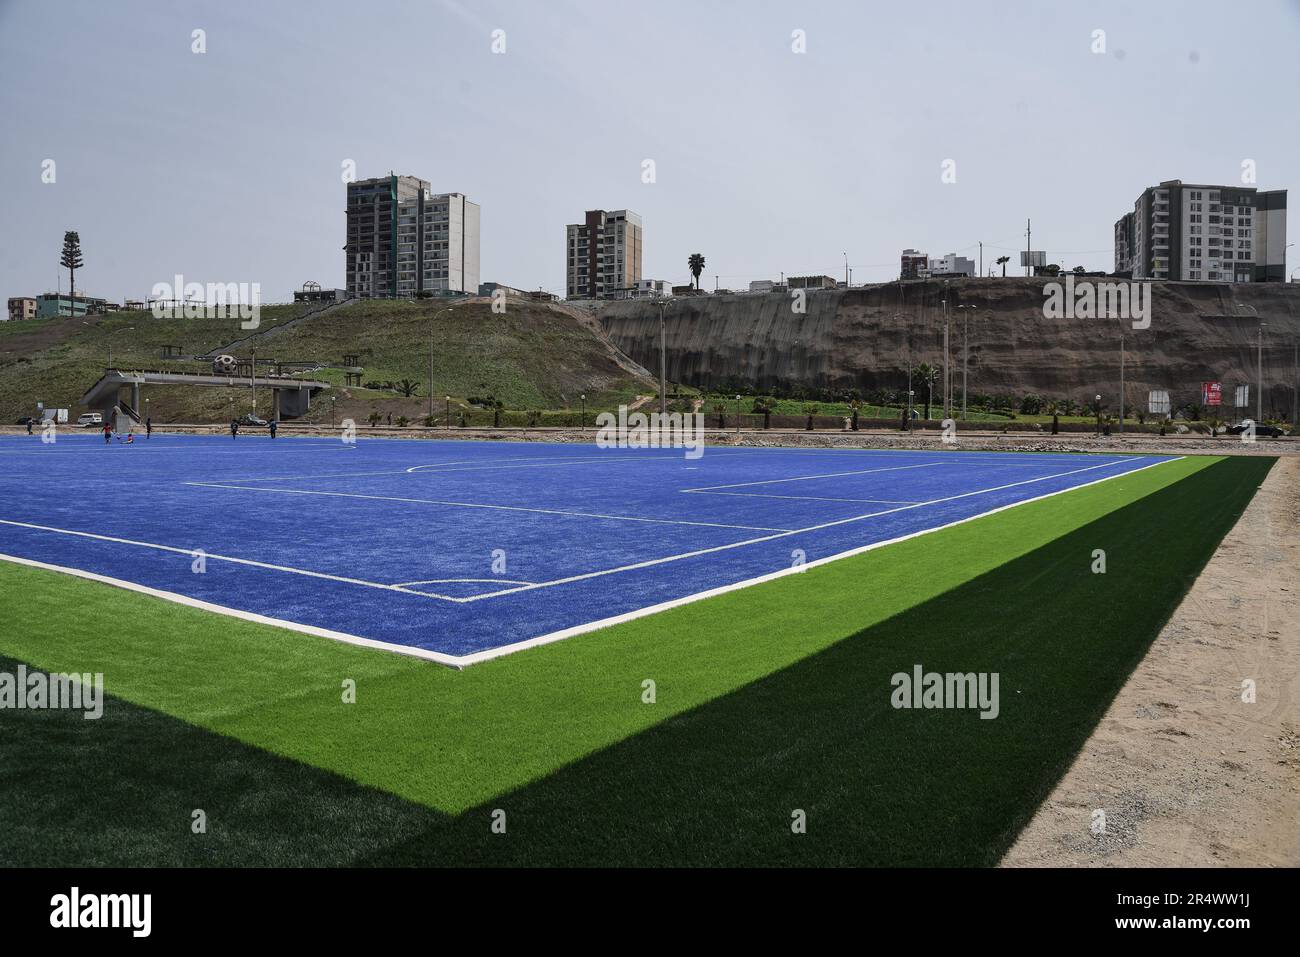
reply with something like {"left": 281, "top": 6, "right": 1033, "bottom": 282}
{"left": 80, "top": 368, "right": 332, "bottom": 428}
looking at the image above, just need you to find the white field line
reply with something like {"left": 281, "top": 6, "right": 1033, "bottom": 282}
{"left": 681, "top": 462, "right": 942, "bottom": 492}
{"left": 0, "top": 455, "right": 1184, "bottom": 670}
{"left": 394, "top": 577, "right": 536, "bottom": 587}
{"left": 182, "top": 483, "right": 795, "bottom": 532}
{"left": 687, "top": 490, "right": 924, "bottom": 505}
{"left": 190, "top": 449, "right": 735, "bottom": 486}
{"left": 449, "top": 454, "right": 1184, "bottom": 666}
{"left": 0, "top": 518, "right": 463, "bottom": 602}
{"left": 452, "top": 455, "right": 1161, "bottom": 602}
{"left": 0, "top": 553, "right": 469, "bottom": 668}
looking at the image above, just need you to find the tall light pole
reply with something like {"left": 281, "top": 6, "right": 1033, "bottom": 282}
{"left": 445, "top": 394, "right": 451, "bottom": 429}
{"left": 735, "top": 394, "right": 741, "bottom": 434}
{"left": 1095, "top": 394, "right": 1102, "bottom": 437}
{"left": 656, "top": 297, "right": 674, "bottom": 415}
{"left": 1118, "top": 333, "right": 1125, "bottom": 434}
{"left": 843, "top": 252, "right": 849, "bottom": 288}
{"left": 580, "top": 393, "right": 586, "bottom": 432}
{"left": 956, "top": 305, "right": 975, "bottom": 420}
{"left": 940, "top": 298, "right": 950, "bottom": 419}
{"left": 1257, "top": 322, "right": 1266, "bottom": 423}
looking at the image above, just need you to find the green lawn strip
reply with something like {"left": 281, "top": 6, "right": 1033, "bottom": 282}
{"left": 0, "top": 654, "right": 446, "bottom": 867}
{"left": 360, "top": 455, "right": 1275, "bottom": 866}
{"left": 0, "top": 454, "right": 1214, "bottom": 819}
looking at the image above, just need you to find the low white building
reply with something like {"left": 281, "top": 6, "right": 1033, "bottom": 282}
{"left": 613, "top": 279, "right": 671, "bottom": 300}
{"left": 928, "top": 252, "right": 976, "bottom": 277}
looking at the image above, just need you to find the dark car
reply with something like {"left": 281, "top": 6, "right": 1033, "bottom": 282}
{"left": 15, "top": 416, "right": 38, "bottom": 426}
{"left": 237, "top": 414, "right": 269, "bottom": 427}
{"left": 1225, "top": 422, "right": 1285, "bottom": 438}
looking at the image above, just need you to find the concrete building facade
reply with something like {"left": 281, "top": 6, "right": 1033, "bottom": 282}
{"left": 900, "top": 249, "right": 929, "bottom": 280}
{"left": 35, "top": 293, "right": 108, "bottom": 318}
{"left": 1121, "top": 179, "right": 1288, "bottom": 282}
{"left": 6, "top": 297, "right": 37, "bottom": 321}
{"left": 566, "top": 209, "right": 642, "bottom": 299}
{"left": 927, "top": 252, "right": 975, "bottom": 277}
{"left": 346, "top": 174, "right": 480, "bottom": 298}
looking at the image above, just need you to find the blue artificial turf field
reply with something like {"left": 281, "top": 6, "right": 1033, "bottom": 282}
{"left": 0, "top": 433, "right": 1177, "bottom": 665}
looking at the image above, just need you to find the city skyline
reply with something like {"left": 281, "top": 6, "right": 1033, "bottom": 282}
{"left": 2, "top": 0, "right": 1299, "bottom": 303}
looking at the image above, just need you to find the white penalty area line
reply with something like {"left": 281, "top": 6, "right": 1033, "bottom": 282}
{"left": 182, "top": 483, "right": 794, "bottom": 532}
{"left": 448, "top": 455, "right": 1172, "bottom": 603}
{"left": 449, "top": 454, "right": 1183, "bottom": 666}
{"left": 0, "top": 518, "right": 466, "bottom": 602}
{"left": 0, "top": 552, "right": 470, "bottom": 669}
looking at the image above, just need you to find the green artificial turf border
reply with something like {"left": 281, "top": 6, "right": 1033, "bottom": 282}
{"left": 0, "top": 454, "right": 1220, "bottom": 817}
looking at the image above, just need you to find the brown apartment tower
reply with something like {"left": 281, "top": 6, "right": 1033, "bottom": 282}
{"left": 566, "top": 209, "right": 642, "bottom": 299}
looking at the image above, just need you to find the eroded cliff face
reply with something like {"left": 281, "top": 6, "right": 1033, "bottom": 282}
{"left": 596, "top": 278, "right": 1300, "bottom": 411}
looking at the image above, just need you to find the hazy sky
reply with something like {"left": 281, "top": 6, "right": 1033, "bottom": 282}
{"left": 2, "top": 0, "right": 1298, "bottom": 303}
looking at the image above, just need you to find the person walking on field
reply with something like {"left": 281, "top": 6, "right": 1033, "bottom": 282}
{"left": 145, "top": 416, "right": 152, "bottom": 439}
{"left": 269, "top": 419, "right": 278, "bottom": 439}
{"left": 103, "top": 421, "right": 112, "bottom": 445}
{"left": 230, "top": 419, "right": 239, "bottom": 439}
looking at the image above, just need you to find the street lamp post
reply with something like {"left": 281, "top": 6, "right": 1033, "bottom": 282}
{"left": 1095, "top": 394, "right": 1102, "bottom": 437}
{"left": 956, "top": 305, "right": 975, "bottom": 420}
{"left": 940, "top": 299, "right": 949, "bottom": 419}
{"left": 1257, "top": 322, "right": 1266, "bottom": 423}
{"left": 656, "top": 297, "right": 674, "bottom": 415}
{"left": 445, "top": 395, "right": 451, "bottom": 429}
{"left": 735, "top": 394, "right": 741, "bottom": 434}
{"left": 580, "top": 394, "right": 586, "bottom": 432}
{"left": 1119, "top": 334, "right": 1125, "bottom": 434}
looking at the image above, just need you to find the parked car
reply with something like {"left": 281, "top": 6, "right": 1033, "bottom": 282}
{"left": 1225, "top": 422, "right": 1285, "bottom": 438}
{"left": 76, "top": 413, "right": 103, "bottom": 428}
{"left": 15, "top": 416, "right": 38, "bottom": 426}
{"left": 237, "top": 414, "right": 268, "bottom": 427}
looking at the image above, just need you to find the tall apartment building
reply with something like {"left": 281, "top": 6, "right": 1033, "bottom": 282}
{"left": 565, "top": 209, "right": 642, "bottom": 299}
{"left": 1114, "top": 213, "right": 1135, "bottom": 275}
{"left": 1119, "top": 180, "right": 1287, "bottom": 282}
{"left": 345, "top": 174, "right": 480, "bottom": 298}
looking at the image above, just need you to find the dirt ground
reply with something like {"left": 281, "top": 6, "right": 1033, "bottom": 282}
{"left": 1003, "top": 455, "right": 1300, "bottom": 867}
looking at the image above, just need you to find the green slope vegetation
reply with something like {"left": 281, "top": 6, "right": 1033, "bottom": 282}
{"left": 0, "top": 298, "right": 654, "bottom": 425}
{"left": 0, "top": 305, "right": 309, "bottom": 423}
{"left": 0, "top": 454, "right": 1270, "bottom": 865}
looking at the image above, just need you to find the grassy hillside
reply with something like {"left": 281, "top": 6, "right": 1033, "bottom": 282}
{"left": 0, "top": 298, "right": 654, "bottom": 425}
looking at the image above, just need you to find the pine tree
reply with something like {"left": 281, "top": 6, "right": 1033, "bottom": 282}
{"left": 60, "top": 231, "right": 84, "bottom": 310}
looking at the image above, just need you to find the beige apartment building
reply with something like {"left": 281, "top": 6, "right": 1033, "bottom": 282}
{"left": 566, "top": 209, "right": 642, "bottom": 299}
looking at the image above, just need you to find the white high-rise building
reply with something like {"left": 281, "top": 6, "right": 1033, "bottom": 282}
{"left": 1119, "top": 180, "right": 1287, "bottom": 282}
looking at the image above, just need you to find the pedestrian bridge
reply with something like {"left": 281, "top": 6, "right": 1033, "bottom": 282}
{"left": 80, "top": 368, "right": 331, "bottom": 426}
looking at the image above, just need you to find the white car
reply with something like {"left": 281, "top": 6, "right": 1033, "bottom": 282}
{"left": 77, "top": 413, "right": 103, "bottom": 428}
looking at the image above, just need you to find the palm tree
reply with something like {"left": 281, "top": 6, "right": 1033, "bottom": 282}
{"left": 61, "top": 231, "right": 84, "bottom": 307}
{"left": 492, "top": 398, "right": 504, "bottom": 428}
{"left": 848, "top": 398, "right": 862, "bottom": 431}
{"left": 712, "top": 401, "right": 726, "bottom": 429}
{"left": 804, "top": 403, "right": 820, "bottom": 431}
{"left": 394, "top": 378, "right": 421, "bottom": 397}
{"left": 752, "top": 397, "right": 775, "bottom": 429}
{"left": 996, "top": 255, "right": 1010, "bottom": 277}
{"left": 688, "top": 253, "right": 706, "bottom": 290}
{"left": 914, "top": 363, "right": 938, "bottom": 419}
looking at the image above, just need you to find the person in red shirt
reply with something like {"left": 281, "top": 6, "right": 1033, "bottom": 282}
{"left": 103, "top": 421, "right": 112, "bottom": 445}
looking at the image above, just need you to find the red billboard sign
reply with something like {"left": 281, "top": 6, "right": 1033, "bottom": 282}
{"left": 1201, "top": 381, "right": 1222, "bottom": 406}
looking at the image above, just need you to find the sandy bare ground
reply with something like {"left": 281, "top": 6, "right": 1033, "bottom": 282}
{"left": 1003, "top": 456, "right": 1300, "bottom": 867}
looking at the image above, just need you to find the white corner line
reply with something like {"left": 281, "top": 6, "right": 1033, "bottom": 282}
{"left": 0, "top": 552, "right": 470, "bottom": 669}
